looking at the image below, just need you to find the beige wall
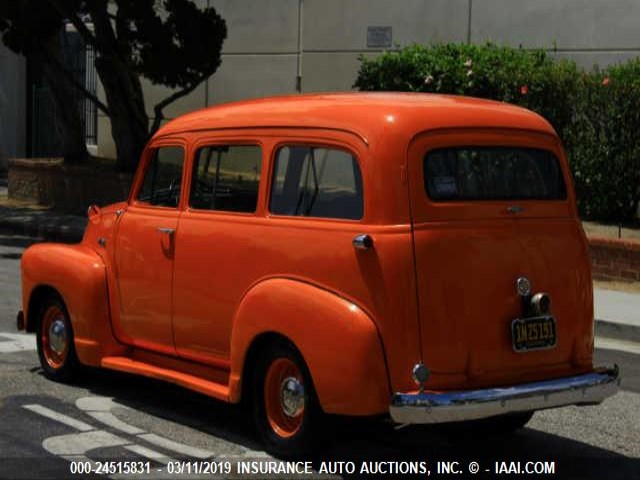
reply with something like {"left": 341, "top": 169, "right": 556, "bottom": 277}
{"left": 95, "top": 0, "right": 640, "bottom": 158}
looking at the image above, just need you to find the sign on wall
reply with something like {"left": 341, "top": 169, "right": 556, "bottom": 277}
{"left": 367, "top": 26, "right": 393, "bottom": 48}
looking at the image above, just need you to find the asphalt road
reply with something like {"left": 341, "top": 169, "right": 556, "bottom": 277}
{"left": 1, "top": 234, "right": 638, "bottom": 480}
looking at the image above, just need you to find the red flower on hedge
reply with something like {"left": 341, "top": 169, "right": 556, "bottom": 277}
{"left": 520, "top": 85, "right": 529, "bottom": 95}
{"left": 602, "top": 77, "right": 610, "bottom": 86}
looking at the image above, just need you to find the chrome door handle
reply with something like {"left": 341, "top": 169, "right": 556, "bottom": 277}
{"left": 353, "top": 234, "right": 373, "bottom": 250}
{"left": 157, "top": 227, "right": 175, "bottom": 235}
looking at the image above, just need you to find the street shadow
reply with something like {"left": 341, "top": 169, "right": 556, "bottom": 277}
{"left": 0, "top": 234, "right": 39, "bottom": 249}
{"left": 0, "top": 206, "right": 86, "bottom": 243}
{"left": 36, "top": 367, "right": 638, "bottom": 480}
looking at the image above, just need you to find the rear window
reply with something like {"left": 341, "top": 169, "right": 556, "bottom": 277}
{"left": 424, "top": 147, "right": 566, "bottom": 201}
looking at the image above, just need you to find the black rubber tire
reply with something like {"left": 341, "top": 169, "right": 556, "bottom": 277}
{"left": 251, "top": 342, "right": 321, "bottom": 459}
{"left": 36, "top": 294, "right": 81, "bottom": 383}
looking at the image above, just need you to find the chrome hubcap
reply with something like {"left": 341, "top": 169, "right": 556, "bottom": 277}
{"left": 280, "top": 376, "right": 305, "bottom": 417}
{"left": 48, "top": 319, "right": 67, "bottom": 354}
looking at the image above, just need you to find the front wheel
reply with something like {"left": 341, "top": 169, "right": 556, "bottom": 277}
{"left": 252, "top": 343, "right": 321, "bottom": 458}
{"left": 36, "top": 295, "right": 81, "bottom": 382}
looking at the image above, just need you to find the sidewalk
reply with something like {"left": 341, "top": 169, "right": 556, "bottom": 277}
{"left": 594, "top": 289, "right": 640, "bottom": 343}
{"left": 0, "top": 188, "right": 638, "bottom": 344}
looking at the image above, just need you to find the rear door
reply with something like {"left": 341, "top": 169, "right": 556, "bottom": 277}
{"left": 408, "top": 129, "right": 594, "bottom": 389}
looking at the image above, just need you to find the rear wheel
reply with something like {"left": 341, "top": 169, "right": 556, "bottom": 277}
{"left": 36, "top": 295, "right": 80, "bottom": 382}
{"left": 252, "top": 343, "right": 320, "bottom": 458}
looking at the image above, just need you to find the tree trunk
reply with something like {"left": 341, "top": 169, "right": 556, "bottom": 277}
{"left": 95, "top": 56, "right": 149, "bottom": 172}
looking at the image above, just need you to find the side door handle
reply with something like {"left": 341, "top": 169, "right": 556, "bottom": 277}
{"left": 352, "top": 234, "right": 373, "bottom": 250}
{"left": 157, "top": 227, "right": 176, "bottom": 236}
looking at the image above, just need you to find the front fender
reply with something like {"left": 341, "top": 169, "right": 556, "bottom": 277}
{"left": 21, "top": 243, "right": 126, "bottom": 366}
{"left": 229, "top": 278, "right": 390, "bottom": 416}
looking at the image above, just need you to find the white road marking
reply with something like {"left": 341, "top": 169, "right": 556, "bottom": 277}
{"left": 76, "top": 396, "right": 124, "bottom": 412}
{"left": 0, "top": 333, "right": 36, "bottom": 353}
{"left": 27, "top": 397, "right": 270, "bottom": 468}
{"left": 124, "top": 444, "right": 177, "bottom": 464}
{"left": 137, "top": 433, "right": 213, "bottom": 459}
{"left": 43, "top": 430, "right": 128, "bottom": 456}
{"left": 23, "top": 404, "right": 94, "bottom": 432}
{"left": 87, "top": 411, "right": 145, "bottom": 435}
{"left": 76, "top": 396, "right": 145, "bottom": 434}
{"left": 76, "top": 396, "right": 212, "bottom": 456}
{"left": 596, "top": 336, "right": 640, "bottom": 355}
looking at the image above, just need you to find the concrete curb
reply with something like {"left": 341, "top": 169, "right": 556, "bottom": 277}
{"left": 595, "top": 319, "right": 640, "bottom": 344}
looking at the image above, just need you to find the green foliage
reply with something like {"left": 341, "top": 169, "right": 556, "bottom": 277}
{"left": 355, "top": 43, "right": 640, "bottom": 222}
{"left": 120, "top": 0, "right": 226, "bottom": 89}
{"left": 570, "top": 62, "right": 640, "bottom": 220}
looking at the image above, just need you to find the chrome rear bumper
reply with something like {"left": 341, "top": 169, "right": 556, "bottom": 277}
{"left": 389, "top": 367, "right": 620, "bottom": 424}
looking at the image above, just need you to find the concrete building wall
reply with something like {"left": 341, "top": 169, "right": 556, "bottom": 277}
{"left": 0, "top": 45, "right": 27, "bottom": 172}
{"left": 471, "top": 0, "right": 640, "bottom": 69}
{"left": 77, "top": 1, "right": 640, "bottom": 158}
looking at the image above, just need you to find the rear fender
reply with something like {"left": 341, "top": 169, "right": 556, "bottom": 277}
{"left": 229, "top": 278, "right": 390, "bottom": 415}
{"left": 21, "top": 243, "right": 127, "bottom": 366}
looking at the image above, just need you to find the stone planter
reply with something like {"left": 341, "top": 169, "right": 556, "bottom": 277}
{"left": 8, "top": 158, "right": 63, "bottom": 206}
{"left": 8, "top": 158, "right": 133, "bottom": 214}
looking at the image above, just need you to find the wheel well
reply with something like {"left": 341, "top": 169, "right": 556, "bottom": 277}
{"left": 27, "top": 285, "right": 61, "bottom": 333}
{"left": 240, "top": 332, "right": 303, "bottom": 405}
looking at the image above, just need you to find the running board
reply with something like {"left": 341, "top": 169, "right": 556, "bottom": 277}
{"left": 101, "top": 356, "right": 230, "bottom": 402}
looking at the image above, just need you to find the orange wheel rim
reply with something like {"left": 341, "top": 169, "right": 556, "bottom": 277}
{"left": 264, "top": 358, "right": 305, "bottom": 438}
{"left": 41, "top": 306, "right": 68, "bottom": 369}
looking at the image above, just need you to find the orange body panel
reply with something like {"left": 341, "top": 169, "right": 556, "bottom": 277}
{"left": 407, "top": 129, "right": 593, "bottom": 389}
{"left": 21, "top": 243, "right": 127, "bottom": 365}
{"left": 113, "top": 206, "right": 179, "bottom": 352}
{"left": 228, "top": 278, "right": 390, "bottom": 414}
{"left": 20, "top": 93, "right": 595, "bottom": 417}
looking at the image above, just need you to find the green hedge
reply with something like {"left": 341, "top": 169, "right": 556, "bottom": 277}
{"left": 355, "top": 43, "right": 640, "bottom": 222}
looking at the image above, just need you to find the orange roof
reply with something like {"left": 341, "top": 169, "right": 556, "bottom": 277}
{"left": 153, "top": 92, "right": 556, "bottom": 143}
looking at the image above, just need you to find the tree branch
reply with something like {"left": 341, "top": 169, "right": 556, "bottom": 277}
{"left": 151, "top": 75, "right": 208, "bottom": 133}
{"left": 47, "top": 0, "right": 99, "bottom": 49}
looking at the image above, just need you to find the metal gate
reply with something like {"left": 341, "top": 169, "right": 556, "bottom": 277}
{"left": 29, "top": 27, "right": 97, "bottom": 156}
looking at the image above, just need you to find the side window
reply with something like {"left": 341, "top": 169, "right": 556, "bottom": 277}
{"left": 136, "top": 146, "right": 185, "bottom": 207}
{"left": 270, "top": 146, "right": 363, "bottom": 220}
{"left": 190, "top": 145, "right": 262, "bottom": 213}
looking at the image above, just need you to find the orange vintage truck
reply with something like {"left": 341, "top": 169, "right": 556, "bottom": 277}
{"left": 18, "top": 93, "right": 619, "bottom": 456}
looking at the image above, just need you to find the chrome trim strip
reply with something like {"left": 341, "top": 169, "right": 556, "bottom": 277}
{"left": 389, "top": 367, "right": 620, "bottom": 424}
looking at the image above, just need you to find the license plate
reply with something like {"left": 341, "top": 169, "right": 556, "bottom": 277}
{"left": 511, "top": 316, "right": 557, "bottom": 352}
